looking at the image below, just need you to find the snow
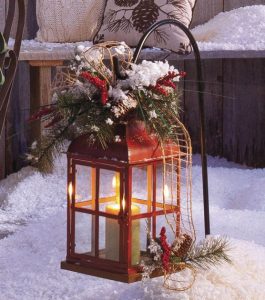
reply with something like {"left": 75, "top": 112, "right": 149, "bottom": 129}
{"left": 191, "top": 5, "right": 265, "bottom": 51}
{"left": 8, "top": 5, "right": 265, "bottom": 56}
{"left": 8, "top": 38, "right": 92, "bottom": 52}
{"left": 0, "top": 155, "right": 265, "bottom": 299}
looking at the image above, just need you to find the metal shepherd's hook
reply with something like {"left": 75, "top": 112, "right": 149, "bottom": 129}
{"left": 132, "top": 19, "right": 211, "bottom": 236}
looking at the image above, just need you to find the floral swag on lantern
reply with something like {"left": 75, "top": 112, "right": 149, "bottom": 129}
{"left": 28, "top": 42, "right": 231, "bottom": 291}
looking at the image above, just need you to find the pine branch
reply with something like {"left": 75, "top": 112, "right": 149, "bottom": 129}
{"left": 185, "top": 237, "right": 232, "bottom": 270}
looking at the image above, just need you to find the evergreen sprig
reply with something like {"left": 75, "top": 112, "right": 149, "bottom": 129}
{"left": 185, "top": 237, "right": 232, "bottom": 270}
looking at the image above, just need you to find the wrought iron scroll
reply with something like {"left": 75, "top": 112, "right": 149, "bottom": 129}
{"left": 0, "top": 0, "right": 25, "bottom": 138}
{"left": 132, "top": 19, "right": 210, "bottom": 236}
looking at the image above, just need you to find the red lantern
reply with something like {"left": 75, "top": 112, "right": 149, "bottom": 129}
{"left": 61, "top": 122, "right": 182, "bottom": 282}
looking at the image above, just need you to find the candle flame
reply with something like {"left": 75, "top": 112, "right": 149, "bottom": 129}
{"left": 68, "top": 182, "right": 73, "bottom": 200}
{"left": 112, "top": 176, "right": 116, "bottom": 188}
{"left": 164, "top": 184, "right": 170, "bottom": 199}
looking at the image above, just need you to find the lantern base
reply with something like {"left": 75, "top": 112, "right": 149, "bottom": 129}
{"left": 61, "top": 261, "right": 163, "bottom": 283}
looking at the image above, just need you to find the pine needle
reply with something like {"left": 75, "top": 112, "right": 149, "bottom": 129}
{"left": 186, "top": 236, "right": 232, "bottom": 270}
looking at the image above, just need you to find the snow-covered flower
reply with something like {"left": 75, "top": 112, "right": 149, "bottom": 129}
{"left": 148, "top": 110, "right": 157, "bottom": 120}
{"left": 105, "top": 118, "right": 114, "bottom": 125}
{"left": 91, "top": 125, "right": 100, "bottom": 132}
{"left": 172, "top": 235, "right": 186, "bottom": 252}
{"left": 75, "top": 44, "right": 85, "bottom": 54}
{"left": 122, "top": 60, "right": 179, "bottom": 89}
{"left": 148, "top": 238, "right": 162, "bottom": 261}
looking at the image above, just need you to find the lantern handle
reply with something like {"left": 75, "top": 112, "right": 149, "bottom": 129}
{"left": 133, "top": 19, "right": 210, "bottom": 236}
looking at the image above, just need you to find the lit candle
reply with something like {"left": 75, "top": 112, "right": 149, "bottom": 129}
{"left": 105, "top": 175, "right": 140, "bottom": 264}
{"left": 105, "top": 203, "right": 140, "bottom": 264}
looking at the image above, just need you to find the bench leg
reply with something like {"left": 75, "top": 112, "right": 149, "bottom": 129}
{"left": 29, "top": 65, "right": 52, "bottom": 143}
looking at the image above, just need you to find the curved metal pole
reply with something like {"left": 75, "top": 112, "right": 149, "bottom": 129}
{"left": 133, "top": 19, "right": 210, "bottom": 236}
{"left": 0, "top": 0, "right": 25, "bottom": 138}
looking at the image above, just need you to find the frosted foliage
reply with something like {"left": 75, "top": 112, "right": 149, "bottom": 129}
{"left": 192, "top": 5, "right": 265, "bottom": 51}
{"left": 0, "top": 155, "right": 265, "bottom": 298}
{"left": 123, "top": 60, "right": 179, "bottom": 89}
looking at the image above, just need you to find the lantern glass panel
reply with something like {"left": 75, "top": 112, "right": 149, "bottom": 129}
{"left": 75, "top": 165, "right": 93, "bottom": 208}
{"left": 131, "top": 217, "right": 151, "bottom": 265}
{"left": 99, "top": 169, "right": 121, "bottom": 213}
{"left": 75, "top": 212, "right": 94, "bottom": 255}
{"left": 99, "top": 216, "right": 120, "bottom": 261}
{"left": 156, "top": 163, "right": 177, "bottom": 212}
{"left": 156, "top": 214, "right": 176, "bottom": 244}
{"left": 131, "top": 166, "right": 150, "bottom": 214}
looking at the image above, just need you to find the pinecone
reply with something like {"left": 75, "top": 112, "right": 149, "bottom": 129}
{"left": 173, "top": 234, "right": 193, "bottom": 258}
{"left": 132, "top": 0, "right": 159, "bottom": 33}
{"left": 114, "top": 0, "right": 138, "bottom": 7}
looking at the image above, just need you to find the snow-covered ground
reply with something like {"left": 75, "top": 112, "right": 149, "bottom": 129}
{"left": 0, "top": 155, "right": 265, "bottom": 300}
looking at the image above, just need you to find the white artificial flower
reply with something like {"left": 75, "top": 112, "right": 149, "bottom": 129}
{"left": 25, "top": 153, "right": 34, "bottom": 161}
{"left": 75, "top": 55, "right": 81, "bottom": 61}
{"left": 91, "top": 125, "right": 100, "bottom": 132}
{"left": 111, "top": 106, "right": 126, "bottom": 118}
{"left": 148, "top": 110, "right": 157, "bottom": 119}
{"left": 105, "top": 118, "right": 114, "bottom": 125}
{"left": 31, "top": 141, "right": 38, "bottom": 150}
{"left": 122, "top": 96, "right": 137, "bottom": 109}
{"left": 74, "top": 80, "right": 83, "bottom": 87}
{"left": 115, "top": 135, "right": 121, "bottom": 142}
{"left": 109, "top": 87, "right": 128, "bottom": 102}
{"left": 51, "top": 93, "right": 58, "bottom": 103}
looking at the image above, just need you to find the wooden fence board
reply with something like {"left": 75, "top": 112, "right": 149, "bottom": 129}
{"left": 224, "top": 0, "right": 265, "bottom": 11}
{"left": 183, "top": 59, "right": 223, "bottom": 155}
{"left": 191, "top": 0, "right": 223, "bottom": 28}
{"left": 223, "top": 58, "right": 265, "bottom": 167}
{"left": 0, "top": 0, "right": 5, "bottom": 32}
{"left": 5, "top": 61, "right": 30, "bottom": 174}
{"left": 9, "top": 0, "right": 37, "bottom": 39}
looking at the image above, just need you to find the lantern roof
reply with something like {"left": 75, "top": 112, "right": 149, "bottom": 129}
{"left": 67, "top": 122, "right": 179, "bottom": 164}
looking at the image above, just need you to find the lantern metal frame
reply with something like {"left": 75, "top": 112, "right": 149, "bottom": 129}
{"left": 62, "top": 130, "right": 184, "bottom": 282}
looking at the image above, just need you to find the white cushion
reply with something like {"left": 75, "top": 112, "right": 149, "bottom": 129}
{"left": 36, "top": 0, "right": 106, "bottom": 42}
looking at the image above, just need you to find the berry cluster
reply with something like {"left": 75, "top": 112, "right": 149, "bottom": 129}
{"left": 80, "top": 71, "right": 108, "bottom": 105}
{"left": 28, "top": 106, "right": 56, "bottom": 122}
{"left": 160, "top": 227, "right": 171, "bottom": 272}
